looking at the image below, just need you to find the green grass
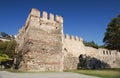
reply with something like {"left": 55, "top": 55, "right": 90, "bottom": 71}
{"left": 0, "top": 68, "right": 120, "bottom": 78}
{"left": 69, "top": 69, "right": 120, "bottom": 78}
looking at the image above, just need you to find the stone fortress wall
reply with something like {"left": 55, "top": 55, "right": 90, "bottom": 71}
{"left": 63, "top": 34, "right": 85, "bottom": 70}
{"left": 16, "top": 8, "right": 64, "bottom": 71}
{"left": 15, "top": 8, "right": 120, "bottom": 71}
{"left": 63, "top": 34, "right": 120, "bottom": 70}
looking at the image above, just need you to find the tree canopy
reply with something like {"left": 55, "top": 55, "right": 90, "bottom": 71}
{"left": 103, "top": 14, "right": 120, "bottom": 51}
{"left": 0, "top": 40, "right": 17, "bottom": 62}
{"left": 0, "top": 32, "right": 9, "bottom": 38}
{"left": 0, "top": 32, "right": 15, "bottom": 39}
{"left": 83, "top": 40, "right": 99, "bottom": 49}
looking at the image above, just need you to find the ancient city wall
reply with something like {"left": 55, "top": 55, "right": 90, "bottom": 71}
{"left": 16, "top": 8, "right": 64, "bottom": 72}
{"left": 16, "top": 8, "right": 120, "bottom": 71}
{"left": 84, "top": 47, "right": 120, "bottom": 68}
{"left": 63, "top": 34, "right": 120, "bottom": 70}
{"left": 63, "top": 34, "right": 85, "bottom": 70}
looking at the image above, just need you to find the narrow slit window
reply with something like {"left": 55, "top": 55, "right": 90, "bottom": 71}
{"left": 103, "top": 50, "right": 105, "bottom": 54}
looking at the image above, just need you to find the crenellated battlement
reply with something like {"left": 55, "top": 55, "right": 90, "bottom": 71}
{"left": 64, "top": 34, "right": 83, "bottom": 41}
{"left": 28, "top": 8, "right": 63, "bottom": 23}
{"left": 30, "top": 8, "right": 40, "bottom": 17}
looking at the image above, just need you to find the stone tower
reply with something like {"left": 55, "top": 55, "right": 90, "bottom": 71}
{"left": 16, "top": 8, "right": 64, "bottom": 71}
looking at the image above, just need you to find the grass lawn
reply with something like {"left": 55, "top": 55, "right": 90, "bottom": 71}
{"left": 0, "top": 68, "right": 120, "bottom": 78}
{"left": 70, "top": 69, "right": 120, "bottom": 78}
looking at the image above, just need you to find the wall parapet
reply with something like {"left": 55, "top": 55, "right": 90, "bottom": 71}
{"left": 64, "top": 34, "right": 83, "bottom": 42}
{"left": 28, "top": 8, "right": 63, "bottom": 23}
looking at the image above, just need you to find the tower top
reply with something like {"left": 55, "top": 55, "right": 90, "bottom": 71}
{"left": 29, "top": 8, "right": 63, "bottom": 23}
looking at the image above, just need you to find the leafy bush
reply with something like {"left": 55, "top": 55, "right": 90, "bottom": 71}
{"left": 0, "top": 54, "right": 9, "bottom": 62}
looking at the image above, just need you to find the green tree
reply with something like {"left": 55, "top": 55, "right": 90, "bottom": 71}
{"left": 0, "top": 41, "right": 9, "bottom": 62}
{"left": 0, "top": 41, "right": 8, "bottom": 52}
{"left": 0, "top": 40, "right": 17, "bottom": 62}
{"left": 0, "top": 32, "right": 15, "bottom": 39}
{"left": 103, "top": 14, "right": 120, "bottom": 51}
{"left": 0, "top": 32, "right": 9, "bottom": 38}
{"left": 5, "top": 40, "right": 17, "bottom": 58}
{"left": 83, "top": 40, "right": 99, "bottom": 49}
{"left": 0, "top": 53, "right": 9, "bottom": 62}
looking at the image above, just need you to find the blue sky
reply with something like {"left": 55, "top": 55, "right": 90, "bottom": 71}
{"left": 0, "top": 0, "right": 120, "bottom": 45}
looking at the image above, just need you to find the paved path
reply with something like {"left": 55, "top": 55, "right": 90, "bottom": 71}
{"left": 0, "top": 71, "right": 100, "bottom": 78}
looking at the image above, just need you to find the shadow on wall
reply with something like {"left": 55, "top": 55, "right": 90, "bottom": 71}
{"left": 77, "top": 54, "right": 110, "bottom": 69}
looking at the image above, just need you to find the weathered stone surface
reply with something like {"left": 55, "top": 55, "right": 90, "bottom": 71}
{"left": 15, "top": 8, "right": 63, "bottom": 72}
{"left": 15, "top": 8, "right": 120, "bottom": 72}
